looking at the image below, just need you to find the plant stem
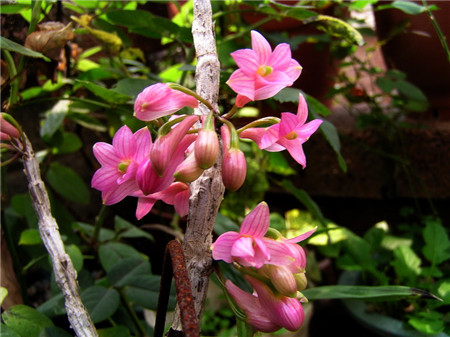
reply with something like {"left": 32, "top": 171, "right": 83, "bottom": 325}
{"left": 118, "top": 288, "right": 149, "bottom": 337}
{"left": 422, "top": 0, "right": 450, "bottom": 62}
{"left": 92, "top": 205, "right": 108, "bottom": 245}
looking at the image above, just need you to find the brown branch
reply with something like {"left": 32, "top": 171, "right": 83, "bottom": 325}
{"left": 21, "top": 132, "right": 97, "bottom": 337}
{"left": 170, "top": 0, "right": 225, "bottom": 333}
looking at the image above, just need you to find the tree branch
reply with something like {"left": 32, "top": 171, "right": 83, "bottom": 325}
{"left": 21, "top": 133, "right": 98, "bottom": 337}
{"left": 170, "top": 0, "right": 224, "bottom": 333}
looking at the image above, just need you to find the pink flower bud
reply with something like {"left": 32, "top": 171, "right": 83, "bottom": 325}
{"left": 260, "top": 265, "right": 297, "bottom": 297}
{"left": 222, "top": 148, "right": 246, "bottom": 191}
{"left": 194, "top": 129, "right": 219, "bottom": 169}
{"left": 1, "top": 115, "right": 20, "bottom": 140}
{"left": 134, "top": 83, "right": 198, "bottom": 121}
{"left": 173, "top": 151, "right": 204, "bottom": 183}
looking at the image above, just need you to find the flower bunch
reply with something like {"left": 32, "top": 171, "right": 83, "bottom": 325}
{"left": 91, "top": 30, "right": 322, "bottom": 221}
{"left": 91, "top": 31, "right": 320, "bottom": 332}
{"left": 212, "top": 202, "right": 315, "bottom": 332}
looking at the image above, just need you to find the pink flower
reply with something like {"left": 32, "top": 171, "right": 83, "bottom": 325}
{"left": 227, "top": 30, "right": 302, "bottom": 107}
{"left": 91, "top": 126, "right": 150, "bottom": 205}
{"left": 225, "top": 276, "right": 304, "bottom": 332}
{"left": 240, "top": 94, "right": 322, "bottom": 168}
{"left": 134, "top": 83, "right": 198, "bottom": 121}
{"left": 212, "top": 202, "right": 270, "bottom": 268}
{"left": 194, "top": 128, "right": 219, "bottom": 169}
{"left": 225, "top": 279, "right": 282, "bottom": 333}
{"left": 220, "top": 125, "right": 247, "bottom": 191}
{"left": 1, "top": 114, "right": 20, "bottom": 140}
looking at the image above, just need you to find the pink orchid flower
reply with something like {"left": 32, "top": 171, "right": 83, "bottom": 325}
{"left": 91, "top": 126, "right": 150, "bottom": 205}
{"left": 227, "top": 30, "right": 302, "bottom": 107}
{"left": 225, "top": 279, "right": 282, "bottom": 333}
{"left": 134, "top": 83, "right": 198, "bottom": 121}
{"left": 212, "top": 202, "right": 271, "bottom": 268}
{"left": 240, "top": 94, "right": 323, "bottom": 168}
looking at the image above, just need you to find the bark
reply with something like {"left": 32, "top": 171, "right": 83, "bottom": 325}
{"left": 170, "top": 0, "right": 224, "bottom": 333}
{"left": 21, "top": 133, "right": 98, "bottom": 337}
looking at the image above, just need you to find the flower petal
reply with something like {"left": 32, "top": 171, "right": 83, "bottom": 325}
{"left": 268, "top": 43, "right": 292, "bottom": 70}
{"left": 211, "top": 231, "right": 241, "bottom": 263}
{"left": 251, "top": 30, "right": 272, "bottom": 65}
{"left": 112, "top": 125, "right": 136, "bottom": 159}
{"left": 240, "top": 201, "right": 270, "bottom": 237}
{"left": 136, "top": 196, "right": 157, "bottom": 220}
{"left": 279, "top": 112, "right": 299, "bottom": 138}
{"left": 93, "top": 142, "right": 119, "bottom": 167}
{"left": 230, "top": 49, "right": 260, "bottom": 75}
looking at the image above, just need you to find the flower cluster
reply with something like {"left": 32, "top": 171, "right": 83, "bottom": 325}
{"left": 211, "top": 202, "right": 314, "bottom": 332}
{"left": 91, "top": 31, "right": 320, "bottom": 332}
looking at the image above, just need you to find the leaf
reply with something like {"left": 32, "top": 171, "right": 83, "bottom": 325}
{"left": 304, "top": 15, "right": 365, "bottom": 46}
{"left": 46, "top": 162, "right": 90, "bottom": 204}
{"left": 214, "top": 213, "right": 240, "bottom": 235}
{"left": 302, "top": 284, "right": 431, "bottom": 301}
{"left": 0, "top": 287, "right": 8, "bottom": 306}
{"left": 76, "top": 80, "right": 132, "bottom": 105}
{"left": 304, "top": 94, "right": 332, "bottom": 117}
{"left": 41, "top": 100, "right": 70, "bottom": 138}
{"left": 317, "top": 118, "right": 347, "bottom": 172}
{"left": 106, "top": 257, "right": 152, "bottom": 288}
{"left": 112, "top": 78, "right": 155, "bottom": 97}
{"left": 52, "top": 132, "right": 82, "bottom": 154}
{"left": 0, "top": 36, "right": 49, "bottom": 60}
{"left": 266, "top": 152, "right": 295, "bottom": 176}
{"left": 391, "top": 245, "right": 422, "bottom": 283}
{"left": 81, "top": 286, "right": 120, "bottom": 324}
{"left": 114, "top": 216, "right": 154, "bottom": 241}
{"left": 72, "top": 222, "right": 115, "bottom": 242}
{"left": 391, "top": 0, "right": 428, "bottom": 15}
{"left": 98, "top": 326, "right": 132, "bottom": 337}
{"left": 2, "top": 305, "right": 54, "bottom": 336}
{"left": 408, "top": 311, "right": 445, "bottom": 335}
{"left": 18, "top": 229, "right": 42, "bottom": 245}
{"left": 0, "top": 324, "right": 21, "bottom": 337}
{"left": 38, "top": 326, "right": 73, "bottom": 337}
{"left": 11, "top": 193, "right": 38, "bottom": 227}
{"left": 272, "top": 87, "right": 301, "bottom": 103}
{"left": 37, "top": 293, "right": 65, "bottom": 318}
{"left": 422, "top": 219, "right": 450, "bottom": 265}
{"left": 65, "top": 244, "right": 83, "bottom": 273}
{"left": 99, "top": 242, "right": 148, "bottom": 272}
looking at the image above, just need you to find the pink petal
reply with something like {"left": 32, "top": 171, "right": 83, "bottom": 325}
{"left": 91, "top": 167, "right": 119, "bottom": 192}
{"left": 112, "top": 125, "right": 136, "bottom": 159}
{"left": 136, "top": 196, "right": 157, "bottom": 220}
{"left": 240, "top": 201, "right": 270, "bottom": 237}
{"left": 279, "top": 112, "right": 299, "bottom": 138}
{"left": 286, "top": 228, "right": 316, "bottom": 243}
{"left": 93, "top": 142, "right": 119, "bottom": 167}
{"left": 252, "top": 237, "right": 271, "bottom": 268}
{"left": 296, "top": 94, "right": 308, "bottom": 125}
{"left": 251, "top": 30, "right": 272, "bottom": 65}
{"left": 264, "top": 239, "right": 297, "bottom": 266}
{"left": 285, "top": 59, "right": 302, "bottom": 83}
{"left": 173, "top": 187, "right": 189, "bottom": 217}
{"left": 231, "top": 236, "right": 255, "bottom": 260}
{"left": 295, "top": 119, "right": 323, "bottom": 142}
{"left": 227, "top": 70, "right": 255, "bottom": 101}
{"left": 268, "top": 43, "right": 292, "bottom": 70}
{"left": 134, "top": 127, "right": 152, "bottom": 163}
{"left": 103, "top": 179, "right": 139, "bottom": 205}
{"left": 260, "top": 124, "right": 280, "bottom": 149}
{"left": 230, "top": 49, "right": 259, "bottom": 75}
{"left": 278, "top": 138, "right": 306, "bottom": 168}
{"left": 239, "top": 127, "right": 266, "bottom": 148}
{"left": 211, "top": 231, "right": 241, "bottom": 263}
{"left": 235, "top": 95, "right": 252, "bottom": 108}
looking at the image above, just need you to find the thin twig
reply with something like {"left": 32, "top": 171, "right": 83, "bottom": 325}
{"left": 21, "top": 132, "right": 97, "bottom": 337}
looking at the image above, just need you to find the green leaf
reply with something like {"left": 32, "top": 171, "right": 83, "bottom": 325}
{"left": 106, "top": 257, "right": 151, "bottom": 288}
{"left": 99, "top": 242, "right": 148, "bottom": 272}
{"left": 303, "top": 284, "right": 429, "bottom": 301}
{"left": 318, "top": 118, "right": 347, "bottom": 172}
{"left": 65, "top": 244, "right": 83, "bottom": 273}
{"left": 41, "top": 100, "right": 70, "bottom": 138}
{"left": 38, "top": 326, "right": 73, "bottom": 337}
{"left": 376, "top": 76, "right": 396, "bottom": 93}
{"left": 37, "top": 293, "right": 65, "bottom": 318}
{"left": 408, "top": 311, "right": 445, "bottom": 335}
{"left": 76, "top": 80, "right": 132, "bottom": 105}
{"left": 0, "top": 324, "right": 21, "bottom": 337}
{"left": 18, "top": 229, "right": 42, "bottom": 245}
{"left": 395, "top": 80, "right": 428, "bottom": 102}
{"left": 272, "top": 87, "right": 301, "bottom": 103}
{"left": 281, "top": 180, "right": 327, "bottom": 227}
{"left": 0, "top": 287, "right": 8, "bottom": 306}
{"left": 422, "top": 219, "right": 450, "bottom": 265}
{"left": 114, "top": 216, "right": 154, "bottom": 241}
{"left": 0, "top": 4, "right": 31, "bottom": 14}
{"left": 52, "top": 132, "right": 82, "bottom": 155}
{"left": 214, "top": 213, "right": 240, "bottom": 235}
{"left": 124, "top": 275, "right": 175, "bottom": 311}
{"left": 391, "top": 0, "right": 428, "bottom": 15}
{"left": 2, "top": 305, "right": 53, "bottom": 336}
{"left": 304, "top": 94, "right": 332, "bottom": 117}
{"left": 305, "top": 15, "right": 364, "bottom": 46}
{"left": 112, "top": 78, "right": 155, "bottom": 97}
{"left": 437, "top": 279, "right": 450, "bottom": 304}
{"left": 266, "top": 152, "right": 295, "bottom": 176}
{"left": 81, "top": 286, "right": 120, "bottom": 324}
{"left": 11, "top": 193, "right": 38, "bottom": 227}
{"left": 72, "top": 222, "right": 115, "bottom": 242}
{"left": 391, "top": 245, "right": 422, "bottom": 282}
{"left": 0, "top": 36, "right": 49, "bottom": 60}
{"left": 98, "top": 326, "right": 132, "bottom": 337}
{"left": 46, "top": 162, "right": 90, "bottom": 204}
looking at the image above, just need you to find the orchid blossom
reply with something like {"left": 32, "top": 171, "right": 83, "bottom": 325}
{"left": 227, "top": 30, "right": 302, "bottom": 107}
{"left": 134, "top": 83, "right": 198, "bottom": 121}
{"left": 212, "top": 202, "right": 271, "bottom": 268}
{"left": 240, "top": 94, "right": 323, "bottom": 168}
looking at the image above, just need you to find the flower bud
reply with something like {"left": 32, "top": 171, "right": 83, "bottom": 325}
{"left": 194, "top": 129, "right": 219, "bottom": 169}
{"left": 222, "top": 148, "right": 246, "bottom": 191}
{"left": 1, "top": 114, "right": 20, "bottom": 140}
{"left": 260, "top": 265, "right": 297, "bottom": 297}
{"left": 294, "top": 272, "right": 307, "bottom": 291}
{"left": 174, "top": 151, "right": 204, "bottom": 183}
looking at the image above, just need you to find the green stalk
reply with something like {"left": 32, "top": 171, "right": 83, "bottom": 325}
{"left": 422, "top": 0, "right": 450, "bottom": 62}
{"left": 118, "top": 288, "right": 149, "bottom": 337}
{"left": 92, "top": 205, "right": 108, "bottom": 244}
{"left": 168, "top": 83, "right": 218, "bottom": 114}
{"left": 221, "top": 104, "right": 239, "bottom": 119}
{"left": 236, "top": 116, "right": 280, "bottom": 134}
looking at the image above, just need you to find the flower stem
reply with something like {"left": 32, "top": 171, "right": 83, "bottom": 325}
{"left": 236, "top": 117, "right": 280, "bottom": 134}
{"left": 168, "top": 83, "right": 219, "bottom": 114}
{"left": 422, "top": 0, "right": 450, "bottom": 62}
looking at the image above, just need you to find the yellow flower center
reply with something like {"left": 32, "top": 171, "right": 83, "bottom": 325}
{"left": 118, "top": 160, "right": 131, "bottom": 173}
{"left": 257, "top": 65, "right": 273, "bottom": 77}
{"left": 285, "top": 131, "right": 298, "bottom": 140}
